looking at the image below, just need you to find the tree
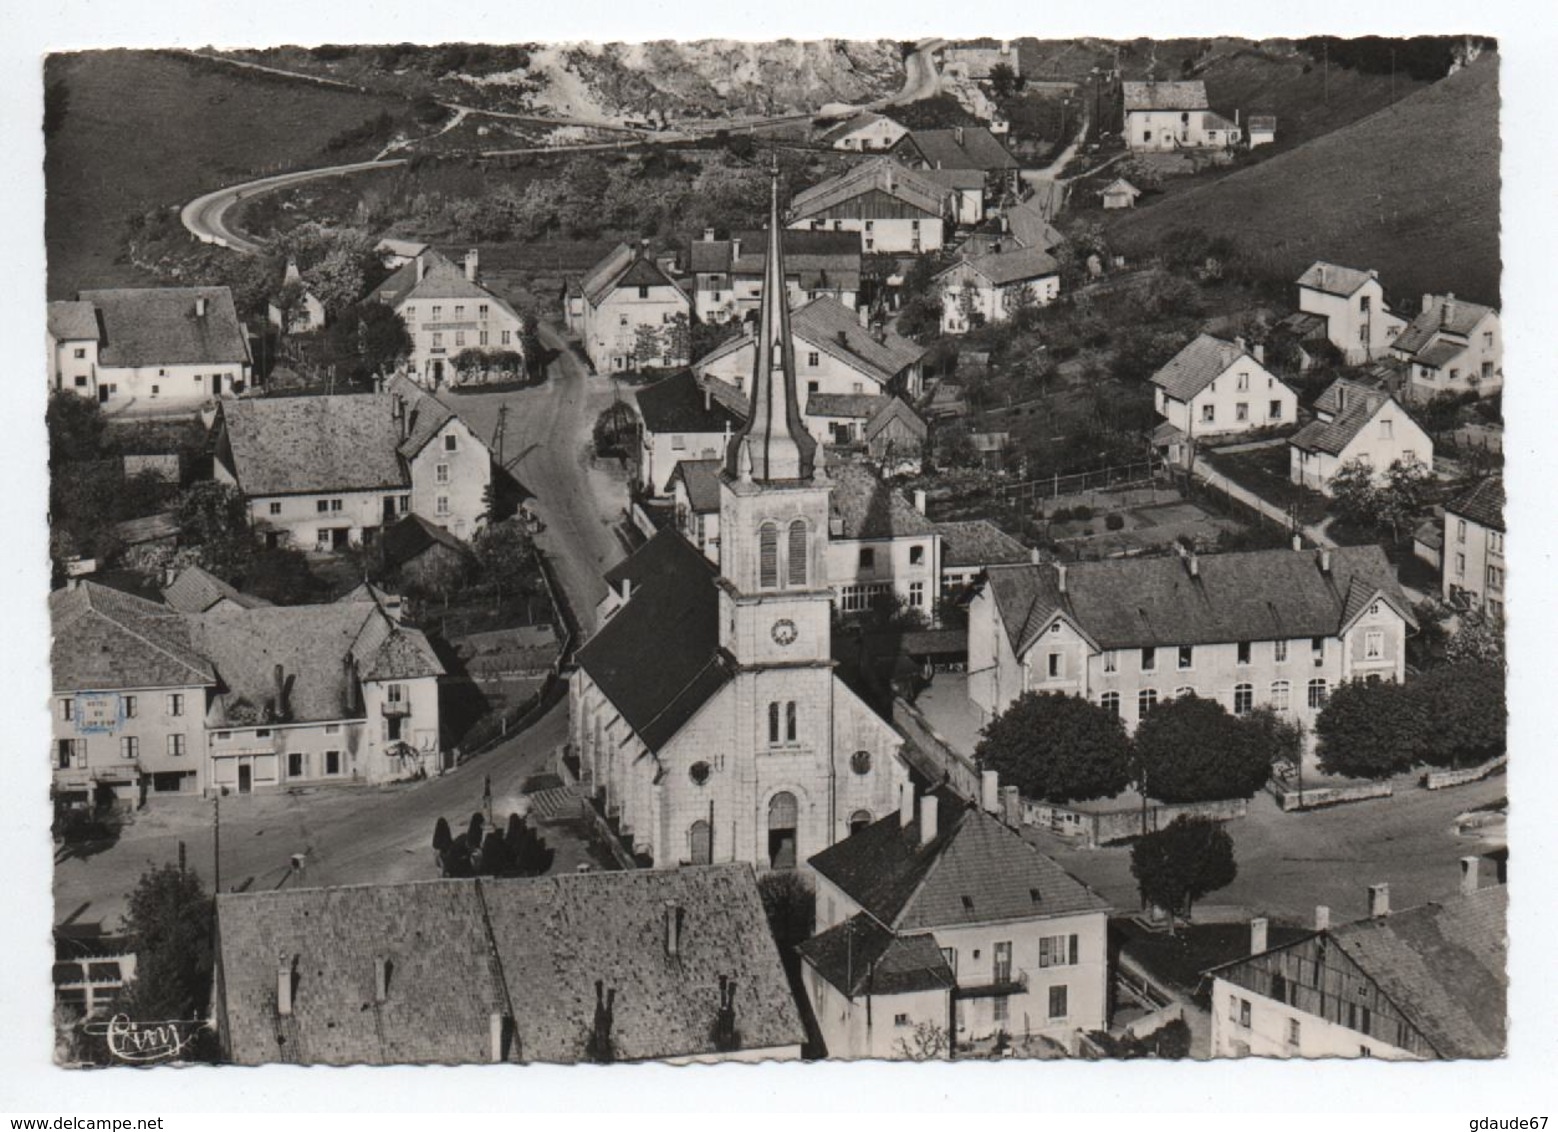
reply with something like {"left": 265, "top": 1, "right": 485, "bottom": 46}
{"left": 593, "top": 402, "right": 638, "bottom": 459}
{"left": 118, "top": 863, "right": 214, "bottom": 1024}
{"left": 757, "top": 870, "right": 815, "bottom": 955}
{"left": 1314, "top": 678, "right": 1428, "bottom": 779}
{"left": 1416, "top": 662, "right": 1506, "bottom": 769}
{"left": 1445, "top": 609, "right": 1504, "bottom": 663}
{"left": 632, "top": 322, "right": 665, "bottom": 368}
{"left": 988, "top": 62, "right": 1018, "bottom": 98}
{"left": 432, "top": 817, "right": 453, "bottom": 855}
{"left": 1132, "top": 694, "right": 1276, "bottom": 803}
{"left": 893, "top": 1021, "right": 951, "bottom": 1061}
{"left": 1327, "top": 459, "right": 1381, "bottom": 528}
{"left": 1129, "top": 815, "right": 1237, "bottom": 928}
{"left": 473, "top": 518, "right": 535, "bottom": 603}
{"left": 47, "top": 391, "right": 106, "bottom": 468}
{"left": 976, "top": 691, "right": 1132, "bottom": 804}
{"left": 519, "top": 312, "right": 545, "bottom": 380}
{"left": 325, "top": 303, "right": 411, "bottom": 383}
{"left": 1374, "top": 458, "right": 1434, "bottom": 541}
{"left": 175, "top": 481, "right": 248, "bottom": 546}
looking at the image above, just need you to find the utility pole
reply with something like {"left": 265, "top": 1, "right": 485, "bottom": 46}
{"left": 493, "top": 403, "right": 509, "bottom": 470}
{"left": 212, "top": 790, "right": 221, "bottom": 895}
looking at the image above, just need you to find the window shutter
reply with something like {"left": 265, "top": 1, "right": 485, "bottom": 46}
{"left": 759, "top": 524, "right": 778, "bottom": 588}
{"left": 1069, "top": 934, "right": 1078, "bottom": 965}
{"left": 787, "top": 521, "right": 807, "bottom": 586}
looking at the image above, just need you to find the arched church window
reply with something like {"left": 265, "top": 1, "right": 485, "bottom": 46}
{"left": 688, "top": 820, "right": 711, "bottom": 865}
{"left": 759, "top": 522, "right": 779, "bottom": 588}
{"left": 768, "top": 792, "right": 798, "bottom": 870}
{"left": 850, "top": 750, "right": 872, "bottom": 776}
{"left": 689, "top": 761, "right": 711, "bottom": 786}
{"left": 787, "top": 520, "right": 808, "bottom": 586}
{"left": 849, "top": 810, "right": 873, "bottom": 835}
{"left": 786, "top": 701, "right": 798, "bottom": 743}
{"left": 768, "top": 702, "right": 781, "bottom": 745}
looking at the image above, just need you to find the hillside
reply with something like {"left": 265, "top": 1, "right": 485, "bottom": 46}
{"left": 1106, "top": 54, "right": 1500, "bottom": 308}
{"left": 44, "top": 50, "right": 413, "bottom": 298}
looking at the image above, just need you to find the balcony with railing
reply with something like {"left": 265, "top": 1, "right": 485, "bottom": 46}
{"left": 954, "top": 968, "right": 1029, "bottom": 999}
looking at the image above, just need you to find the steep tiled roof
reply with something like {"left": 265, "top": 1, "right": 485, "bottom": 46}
{"left": 1101, "top": 177, "right": 1141, "bottom": 198}
{"left": 48, "top": 300, "right": 99, "bottom": 341}
{"left": 1312, "top": 376, "right": 1386, "bottom": 418}
{"left": 829, "top": 463, "right": 938, "bottom": 540}
{"left": 381, "top": 513, "right": 471, "bottom": 571}
{"left": 1002, "top": 200, "right": 1065, "bottom": 252}
{"left": 864, "top": 396, "right": 928, "bottom": 442}
{"left": 1328, "top": 885, "right": 1506, "bottom": 1059}
{"left": 895, "top": 127, "right": 1018, "bottom": 172}
{"left": 579, "top": 244, "right": 682, "bottom": 308}
{"left": 952, "top": 245, "right": 1061, "bottom": 288}
{"left": 369, "top": 248, "right": 457, "bottom": 305}
{"left": 217, "top": 867, "right": 803, "bottom": 1066}
{"left": 818, "top": 110, "right": 898, "bottom": 144}
{"left": 688, "top": 229, "right": 860, "bottom": 292}
{"left": 1204, "top": 111, "right": 1239, "bottom": 131}
{"left": 793, "top": 296, "right": 926, "bottom": 384}
{"left": 984, "top": 544, "right": 1414, "bottom": 656}
{"left": 1296, "top": 261, "right": 1376, "bottom": 298}
{"left": 809, "top": 801, "right": 1110, "bottom": 933}
{"left": 634, "top": 369, "right": 745, "bottom": 436}
{"left": 1290, "top": 383, "right": 1408, "bottom": 458}
{"left": 1274, "top": 311, "right": 1330, "bottom": 344}
{"left": 1446, "top": 477, "right": 1504, "bottom": 533}
{"left": 797, "top": 914, "right": 954, "bottom": 997}
{"left": 78, "top": 287, "right": 248, "bottom": 369}
{"left": 668, "top": 458, "right": 723, "bottom": 514}
{"left": 1122, "top": 80, "right": 1209, "bottom": 111}
{"left": 1413, "top": 340, "right": 1467, "bottom": 370}
{"left": 162, "top": 566, "right": 271, "bottom": 614}
{"left": 920, "top": 167, "right": 988, "bottom": 191}
{"left": 481, "top": 866, "right": 805, "bottom": 1061}
{"left": 579, "top": 529, "right": 731, "bottom": 753}
{"left": 1394, "top": 295, "right": 1497, "bottom": 357}
{"left": 219, "top": 395, "right": 409, "bottom": 495}
{"left": 50, "top": 582, "right": 216, "bottom": 692}
{"left": 789, "top": 158, "right": 949, "bottom": 222}
{"left": 806, "top": 392, "right": 890, "bottom": 419}
{"left": 934, "top": 519, "right": 1028, "bottom": 569}
{"left": 1149, "top": 333, "right": 1250, "bottom": 401}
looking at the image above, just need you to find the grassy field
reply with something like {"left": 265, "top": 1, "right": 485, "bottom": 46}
{"left": 1105, "top": 54, "right": 1500, "bottom": 308}
{"left": 45, "top": 50, "right": 412, "bottom": 298}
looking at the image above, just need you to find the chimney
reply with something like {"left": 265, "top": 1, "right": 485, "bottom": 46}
{"left": 1368, "top": 268, "right": 1379, "bottom": 280}
{"left": 1367, "top": 883, "right": 1390, "bottom": 918}
{"left": 731, "top": 238, "right": 742, "bottom": 261}
{"left": 1030, "top": 547, "right": 1042, "bottom": 565}
{"left": 1318, "top": 548, "right": 1332, "bottom": 574}
{"left": 954, "top": 126, "right": 965, "bottom": 147}
{"left": 1186, "top": 553, "right": 1199, "bottom": 578}
{"left": 1292, "top": 534, "right": 1303, "bottom": 552}
{"left": 1056, "top": 561, "right": 1068, "bottom": 593}
{"left": 703, "top": 227, "right": 716, "bottom": 242}
{"left": 195, "top": 296, "right": 208, "bottom": 318}
{"left": 980, "top": 769, "right": 999, "bottom": 814}
{"left": 1253, "top": 342, "right": 1265, "bottom": 365}
{"left": 620, "top": 576, "right": 633, "bottom": 604}
{"left": 837, "top": 329, "right": 849, "bottom": 346}
{"left": 465, "top": 248, "right": 479, "bottom": 283}
{"left": 992, "top": 240, "right": 1002, "bottom": 255}
{"left": 704, "top": 386, "right": 712, "bottom": 413}
{"left": 1234, "top": 335, "right": 1247, "bottom": 354}
{"left": 415, "top": 254, "right": 427, "bottom": 284}
{"left": 1315, "top": 905, "right": 1330, "bottom": 931}
{"left": 1249, "top": 916, "right": 1268, "bottom": 955}
{"left": 999, "top": 784, "right": 1020, "bottom": 826}
{"left": 858, "top": 306, "right": 870, "bottom": 328}
{"left": 273, "top": 663, "right": 287, "bottom": 721}
{"left": 664, "top": 901, "right": 683, "bottom": 958}
{"left": 284, "top": 258, "right": 302, "bottom": 284}
{"left": 1421, "top": 293, "right": 1434, "bottom": 314}
{"left": 899, "top": 783, "right": 915, "bottom": 828}
{"left": 1460, "top": 856, "right": 1482, "bottom": 896}
{"left": 913, "top": 489, "right": 927, "bottom": 515}
{"left": 277, "top": 954, "right": 294, "bottom": 1016}
{"left": 489, "top": 1012, "right": 506, "bottom": 1062}
{"left": 919, "top": 793, "right": 939, "bottom": 846}
{"left": 1234, "top": 108, "right": 1240, "bottom": 126}
{"left": 374, "top": 955, "right": 390, "bottom": 1003}
{"left": 1443, "top": 293, "right": 1456, "bottom": 325}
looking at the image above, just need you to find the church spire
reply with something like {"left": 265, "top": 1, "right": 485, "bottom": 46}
{"left": 725, "top": 160, "right": 819, "bottom": 483}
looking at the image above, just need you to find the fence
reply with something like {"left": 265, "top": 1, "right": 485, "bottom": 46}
{"left": 1422, "top": 754, "right": 1507, "bottom": 791}
{"left": 991, "top": 460, "right": 1163, "bottom": 508}
{"left": 1017, "top": 795, "right": 1248, "bottom": 849}
{"left": 1266, "top": 778, "right": 1393, "bottom": 811}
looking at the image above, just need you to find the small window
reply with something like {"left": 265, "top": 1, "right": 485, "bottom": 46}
{"left": 167, "top": 734, "right": 185, "bottom": 757}
{"left": 1178, "top": 645, "right": 1194, "bottom": 670}
{"left": 1048, "top": 985, "right": 1068, "bottom": 1020}
{"left": 444, "top": 434, "right": 458, "bottom": 452}
{"left": 123, "top": 695, "right": 137, "bottom": 719}
{"left": 1308, "top": 679, "right": 1329, "bottom": 709}
{"left": 1365, "top": 630, "right": 1384, "bottom": 660}
{"left": 671, "top": 435, "right": 686, "bottom": 451}
{"left": 850, "top": 750, "right": 872, "bottom": 776}
{"left": 1270, "top": 400, "right": 1283, "bottom": 420}
{"left": 166, "top": 693, "right": 185, "bottom": 717}
{"left": 637, "top": 285, "right": 649, "bottom": 300}
{"left": 436, "top": 464, "right": 450, "bottom": 483}
{"left": 909, "top": 581, "right": 925, "bottom": 608}
{"left": 287, "top": 752, "right": 304, "bottom": 779}
{"left": 269, "top": 502, "right": 282, "bottom": 516}
{"left": 73, "top": 347, "right": 86, "bottom": 359}
{"left": 894, "top": 1013, "right": 910, "bottom": 1027}
{"left": 1103, "top": 651, "right": 1117, "bottom": 674}
{"left": 325, "top": 750, "right": 341, "bottom": 775}
{"left": 60, "top": 698, "right": 75, "bottom": 722}
{"left": 317, "top": 499, "right": 330, "bottom": 514}
{"left": 1274, "top": 639, "right": 1289, "bottom": 663}
{"left": 120, "top": 737, "right": 139, "bottom": 760}
{"left": 436, "top": 496, "right": 450, "bottom": 515}
{"left": 330, "top": 499, "right": 343, "bottom": 513}
{"left": 859, "top": 547, "right": 876, "bottom": 570}
{"left": 1201, "top": 404, "right": 1215, "bottom": 423}
{"left": 1237, "top": 641, "right": 1251, "bottom": 665}
{"left": 1379, "top": 419, "right": 1394, "bottom": 440}
{"left": 909, "top": 545, "right": 924, "bottom": 566}
{"left": 1239, "top": 999, "right": 1252, "bottom": 1029}
{"left": 1271, "top": 681, "right": 1290, "bottom": 711}
{"left": 1141, "top": 647, "right": 1157, "bottom": 672}
{"left": 807, "top": 352, "right": 820, "bottom": 367}
{"left": 1138, "top": 688, "right": 1157, "bottom": 717}
{"left": 1047, "top": 653, "right": 1061, "bottom": 679}
{"left": 1234, "top": 684, "right": 1253, "bottom": 716}
{"left": 1100, "top": 692, "right": 1119, "bottom": 717}
{"left": 1235, "top": 402, "right": 1249, "bottom": 422}
{"left": 689, "top": 761, "right": 712, "bottom": 786}
{"left": 759, "top": 523, "right": 779, "bottom": 588}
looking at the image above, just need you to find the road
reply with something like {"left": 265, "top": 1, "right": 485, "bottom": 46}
{"left": 180, "top": 159, "right": 407, "bottom": 253}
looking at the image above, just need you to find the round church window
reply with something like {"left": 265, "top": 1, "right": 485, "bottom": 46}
{"left": 850, "top": 750, "right": 872, "bottom": 776}
{"left": 689, "top": 761, "right": 711, "bottom": 786}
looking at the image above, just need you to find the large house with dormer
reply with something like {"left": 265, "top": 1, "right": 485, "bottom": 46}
{"left": 214, "top": 375, "right": 492, "bottom": 548}
{"left": 1150, "top": 333, "right": 1298, "bottom": 463}
{"left": 570, "top": 177, "right": 911, "bottom": 873}
{"left": 687, "top": 228, "right": 860, "bottom": 325}
{"left": 1296, "top": 262, "right": 1405, "bottom": 365}
{"left": 48, "top": 286, "right": 253, "bottom": 411}
{"left": 1289, "top": 378, "right": 1432, "bottom": 495}
{"left": 967, "top": 544, "right": 1416, "bottom": 733}
{"left": 371, "top": 248, "right": 528, "bottom": 389}
{"left": 787, "top": 158, "right": 953, "bottom": 255}
{"left": 1390, "top": 293, "right": 1502, "bottom": 402}
{"left": 567, "top": 243, "right": 692, "bottom": 374}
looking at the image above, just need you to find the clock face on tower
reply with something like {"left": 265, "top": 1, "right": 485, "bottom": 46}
{"left": 770, "top": 618, "right": 798, "bottom": 647}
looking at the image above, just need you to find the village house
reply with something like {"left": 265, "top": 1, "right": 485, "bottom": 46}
{"left": 937, "top": 245, "right": 1062, "bottom": 334}
{"left": 696, "top": 295, "right": 928, "bottom": 407}
{"left": 825, "top": 463, "right": 942, "bottom": 620}
{"left": 1122, "top": 81, "right": 1243, "bottom": 151}
{"left": 632, "top": 369, "right": 745, "bottom": 496}
{"left": 162, "top": 565, "right": 272, "bottom": 615}
{"left": 1099, "top": 178, "right": 1142, "bottom": 210}
{"left": 967, "top": 544, "right": 1416, "bottom": 732}
{"left": 377, "top": 513, "right": 475, "bottom": 596}
{"left": 1288, "top": 378, "right": 1432, "bottom": 495}
{"left": 999, "top": 197, "right": 1066, "bottom": 253}
{"left": 801, "top": 785, "right": 1110, "bottom": 1058}
{"left": 1207, "top": 872, "right": 1506, "bottom": 1060}
{"left": 1149, "top": 334, "right": 1298, "bottom": 462}
{"left": 818, "top": 110, "right": 909, "bottom": 152}
{"left": 1247, "top": 115, "right": 1277, "bottom": 147}
{"left": 375, "top": 238, "right": 430, "bottom": 269}
{"left": 571, "top": 182, "right": 911, "bottom": 872}
{"left": 214, "top": 375, "right": 493, "bottom": 548}
{"left": 1295, "top": 261, "right": 1406, "bottom": 365}
{"left": 668, "top": 457, "right": 724, "bottom": 562}
{"left": 213, "top": 866, "right": 805, "bottom": 1065}
{"left": 567, "top": 243, "right": 692, "bottom": 374}
{"left": 1390, "top": 292, "right": 1503, "bottom": 402}
{"left": 863, "top": 396, "right": 929, "bottom": 470}
{"left": 371, "top": 249, "right": 528, "bottom": 389}
{"left": 890, "top": 126, "right": 1021, "bottom": 205}
{"left": 687, "top": 227, "right": 860, "bottom": 324}
{"left": 50, "top": 580, "right": 218, "bottom": 804}
{"left": 787, "top": 158, "right": 953, "bottom": 255}
{"left": 940, "top": 41, "right": 1020, "bottom": 81}
{"left": 48, "top": 286, "right": 252, "bottom": 411}
{"left": 266, "top": 259, "right": 327, "bottom": 335}
{"left": 1442, "top": 476, "right": 1504, "bottom": 618}
{"left": 189, "top": 589, "right": 445, "bottom": 791}
{"left": 933, "top": 518, "right": 1030, "bottom": 597}
{"left": 802, "top": 392, "right": 892, "bottom": 449}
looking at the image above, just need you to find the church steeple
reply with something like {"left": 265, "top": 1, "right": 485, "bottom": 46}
{"left": 725, "top": 163, "right": 819, "bottom": 483}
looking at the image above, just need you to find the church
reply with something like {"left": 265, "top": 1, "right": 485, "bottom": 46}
{"left": 569, "top": 173, "right": 910, "bottom": 871}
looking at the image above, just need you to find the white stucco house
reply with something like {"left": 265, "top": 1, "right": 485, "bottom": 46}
{"left": 567, "top": 243, "right": 692, "bottom": 374}
{"left": 1295, "top": 262, "right": 1406, "bottom": 365}
{"left": 936, "top": 245, "right": 1062, "bottom": 334}
{"left": 1288, "top": 378, "right": 1433, "bottom": 495}
{"left": 1390, "top": 293, "right": 1502, "bottom": 402}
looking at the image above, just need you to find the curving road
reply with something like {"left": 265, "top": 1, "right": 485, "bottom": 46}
{"left": 181, "top": 159, "right": 407, "bottom": 254}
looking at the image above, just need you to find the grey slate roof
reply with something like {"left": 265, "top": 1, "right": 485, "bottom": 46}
{"left": 635, "top": 369, "right": 745, "bottom": 436}
{"left": 369, "top": 248, "right": 457, "bottom": 305}
{"left": 950, "top": 245, "right": 1061, "bottom": 288}
{"left": 806, "top": 392, "right": 890, "bottom": 420}
{"left": 1149, "top": 333, "right": 1248, "bottom": 401}
{"left": 829, "top": 463, "right": 938, "bottom": 540}
{"left": 579, "top": 244, "right": 683, "bottom": 308}
{"left": 789, "top": 159, "right": 949, "bottom": 223}
{"left": 864, "top": 396, "right": 928, "bottom": 442}
{"left": 894, "top": 127, "right": 1018, "bottom": 172}
{"left": 1122, "top": 80, "right": 1209, "bottom": 112}
{"left": 668, "top": 458, "right": 723, "bottom": 514}
{"left": 792, "top": 296, "right": 926, "bottom": 384}
{"left": 219, "top": 395, "right": 407, "bottom": 495}
{"left": 797, "top": 914, "right": 954, "bottom": 997}
{"left": 934, "top": 519, "right": 1028, "bottom": 569}
{"left": 984, "top": 544, "right": 1415, "bottom": 656}
{"left": 1290, "top": 381, "right": 1397, "bottom": 457}
{"left": 216, "top": 867, "right": 804, "bottom": 1066}
{"left": 1395, "top": 295, "right": 1498, "bottom": 357}
{"left": 48, "top": 300, "right": 99, "bottom": 341}
{"left": 380, "top": 513, "right": 472, "bottom": 572}
{"left": 77, "top": 287, "right": 249, "bottom": 369}
{"left": 162, "top": 566, "right": 272, "bottom": 613}
{"left": 817, "top": 110, "right": 899, "bottom": 144}
{"left": 688, "top": 229, "right": 860, "bottom": 294}
{"left": 50, "top": 581, "right": 216, "bottom": 693}
{"left": 1002, "top": 200, "right": 1065, "bottom": 252}
{"left": 579, "top": 529, "right": 732, "bottom": 753}
{"left": 808, "top": 801, "right": 1109, "bottom": 933}
{"left": 1297, "top": 261, "right": 1375, "bottom": 298}
{"left": 1446, "top": 477, "right": 1504, "bottom": 533}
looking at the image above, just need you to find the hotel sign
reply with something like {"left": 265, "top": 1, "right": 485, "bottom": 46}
{"left": 75, "top": 692, "right": 123, "bottom": 735}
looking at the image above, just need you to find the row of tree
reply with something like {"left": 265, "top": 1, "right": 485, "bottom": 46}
{"left": 433, "top": 811, "right": 551, "bottom": 878}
